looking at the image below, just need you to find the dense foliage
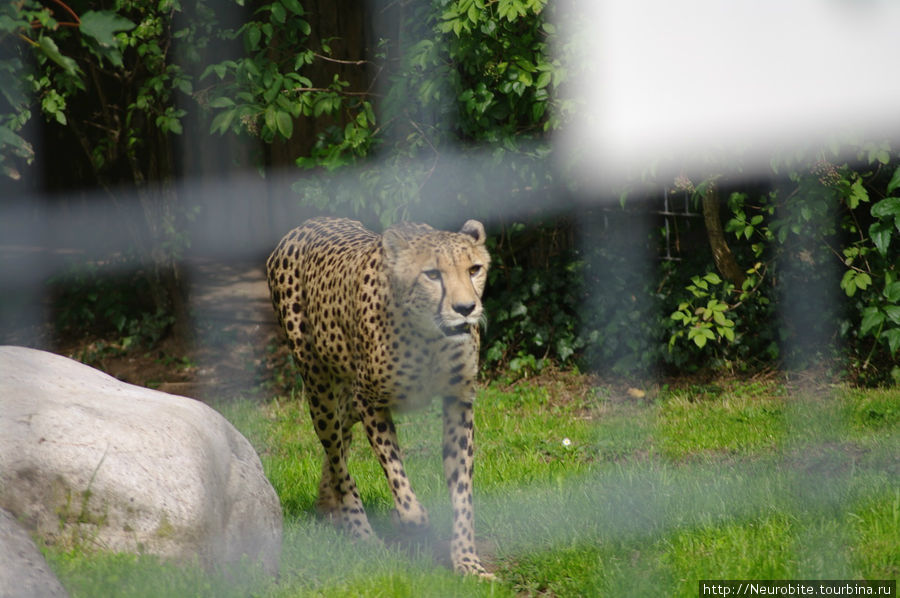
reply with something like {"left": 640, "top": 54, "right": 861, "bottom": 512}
{"left": 664, "top": 157, "right": 900, "bottom": 384}
{"left": 2, "top": 0, "right": 898, "bottom": 383}
{"left": 481, "top": 157, "right": 900, "bottom": 385}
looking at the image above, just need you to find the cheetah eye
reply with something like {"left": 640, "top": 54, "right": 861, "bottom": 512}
{"left": 423, "top": 269, "right": 441, "bottom": 281}
{"left": 468, "top": 265, "right": 483, "bottom": 277}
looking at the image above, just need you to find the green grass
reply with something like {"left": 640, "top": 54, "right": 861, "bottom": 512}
{"left": 43, "top": 376, "right": 899, "bottom": 596}
{"left": 657, "top": 381, "right": 787, "bottom": 459}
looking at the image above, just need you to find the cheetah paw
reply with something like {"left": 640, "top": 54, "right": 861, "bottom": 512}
{"left": 455, "top": 560, "right": 495, "bottom": 580}
{"left": 390, "top": 508, "right": 431, "bottom": 534}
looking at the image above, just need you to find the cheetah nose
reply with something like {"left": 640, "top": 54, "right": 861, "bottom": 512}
{"left": 453, "top": 302, "right": 476, "bottom": 317}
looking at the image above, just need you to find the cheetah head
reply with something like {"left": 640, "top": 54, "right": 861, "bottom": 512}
{"left": 383, "top": 220, "right": 491, "bottom": 340}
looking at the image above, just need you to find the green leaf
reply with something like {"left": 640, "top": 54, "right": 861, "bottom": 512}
{"left": 79, "top": 10, "right": 135, "bottom": 66}
{"left": 80, "top": 11, "right": 135, "bottom": 46}
{"left": 884, "top": 281, "right": 900, "bottom": 303}
{"left": 884, "top": 328, "right": 900, "bottom": 354}
{"left": 887, "top": 166, "right": 900, "bottom": 195}
{"left": 884, "top": 305, "right": 900, "bottom": 326}
{"left": 263, "top": 74, "right": 284, "bottom": 103}
{"left": 712, "top": 310, "right": 729, "bottom": 327}
{"left": 0, "top": 125, "right": 34, "bottom": 163}
{"left": 37, "top": 37, "right": 82, "bottom": 79}
{"left": 210, "top": 109, "right": 235, "bottom": 135}
{"left": 691, "top": 331, "right": 708, "bottom": 348}
{"left": 703, "top": 272, "right": 722, "bottom": 285}
{"left": 467, "top": 2, "right": 480, "bottom": 23}
{"left": 869, "top": 221, "right": 892, "bottom": 257}
{"left": 688, "top": 325, "right": 714, "bottom": 348}
{"left": 245, "top": 24, "right": 261, "bottom": 50}
{"left": 720, "top": 326, "right": 736, "bottom": 342}
{"left": 264, "top": 105, "right": 277, "bottom": 134}
{"left": 165, "top": 118, "right": 182, "bottom": 135}
{"left": 535, "top": 71, "right": 552, "bottom": 89}
{"left": 840, "top": 270, "right": 858, "bottom": 297}
{"left": 203, "top": 63, "right": 228, "bottom": 80}
{"left": 174, "top": 77, "right": 192, "bottom": 95}
{"left": 269, "top": 2, "right": 287, "bottom": 23}
{"left": 860, "top": 307, "right": 885, "bottom": 336}
{"left": 208, "top": 96, "right": 235, "bottom": 109}
{"left": 313, "top": 95, "right": 333, "bottom": 117}
{"left": 510, "top": 301, "right": 527, "bottom": 318}
{"left": 847, "top": 177, "right": 868, "bottom": 209}
{"left": 281, "top": 0, "right": 305, "bottom": 15}
{"left": 275, "top": 110, "right": 293, "bottom": 139}
{"left": 871, "top": 197, "right": 900, "bottom": 220}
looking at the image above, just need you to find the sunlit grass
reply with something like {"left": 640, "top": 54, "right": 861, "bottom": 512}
{"left": 848, "top": 490, "right": 900, "bottom": 580}
{"left": 657, "top": 381, "right": 787, "bottom": 460}
{"left": 44, "top": 375, "right": 898, "bottom": 596}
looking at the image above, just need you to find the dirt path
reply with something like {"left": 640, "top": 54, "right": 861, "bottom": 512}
{"left": 40, "top": 257, "right": 291, "bottom": 402}
{"left": 0, "top": 244, "right": 292, "bottom": 400}
{"left": 155, "top": 257, "right": 285, "bottom": 400}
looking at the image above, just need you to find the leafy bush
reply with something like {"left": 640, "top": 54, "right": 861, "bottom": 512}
{"left": 51, "top": 260, "right": 174, "bottom": 347}
{"left": 483, "top": 154, "right": 899, "bottom": 384}
{"left": 481, "top": 220, "right": 583, "bottom": 376}
{"left": 664, "top": 154, "right": 899, "bottom": 383}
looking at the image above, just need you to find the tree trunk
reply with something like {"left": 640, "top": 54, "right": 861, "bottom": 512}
{"left": 701, "top": 181, "right": 746, "bottom": 287}
{"left": 128, "top": 121, "right": 193, "bottom": 349}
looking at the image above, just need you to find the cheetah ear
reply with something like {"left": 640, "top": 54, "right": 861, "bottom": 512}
{"left": 459, "top": 220, "right": 486, "bottom": 245}
{"left": 382, "top": 228, "right": 409, "bottom": 259}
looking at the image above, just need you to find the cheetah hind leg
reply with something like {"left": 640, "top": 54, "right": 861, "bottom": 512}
{"left": 313, "top": 408, "right": 351, "bottom": 521}
{"left": 315, "top": 455, "right": 340, "bottom": 521}
{"left": 314, "top": 422, "right": 370, "bottom": 525}
{"left": 308, "top": 400, "right": 378, "bottom": 542}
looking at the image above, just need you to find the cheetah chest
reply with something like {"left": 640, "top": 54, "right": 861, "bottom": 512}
{"left": 360, "top": 332, "right": 479, "bottom": 410}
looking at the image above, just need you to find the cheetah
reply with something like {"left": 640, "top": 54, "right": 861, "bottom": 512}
{"left": 266, "top": 217, "right": 492, "bottom": 577}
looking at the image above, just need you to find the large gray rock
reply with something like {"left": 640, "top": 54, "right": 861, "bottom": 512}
{"left": 0, "top": 346, "right": 282, "bottom": 575}
{"left": 0, "top": 508, "right": 69, "bottom": 598}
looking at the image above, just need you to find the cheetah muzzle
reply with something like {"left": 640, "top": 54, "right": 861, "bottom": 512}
{"left": 266, "top": 217, "right": 493, "bottom": 578}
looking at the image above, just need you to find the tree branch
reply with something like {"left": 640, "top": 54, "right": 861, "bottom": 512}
{"left": 286, "top": 86, "right": 376, "bottom": 97}
{"left": 48, "top": 0, "right": 80, "bottom": 24}
{"left": 312, "top": 52, "right": 369, "bottom": 66}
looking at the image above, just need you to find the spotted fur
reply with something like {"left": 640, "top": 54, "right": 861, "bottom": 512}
{"left": 266, "top": 217, "right": 492, "bottom": 577}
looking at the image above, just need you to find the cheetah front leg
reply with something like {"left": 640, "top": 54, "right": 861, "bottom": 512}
{"left": 359, "top": 403, "right": 430, "bottom": 531}
{"left": 442, "top": 396, "right": 492, "bottom": 578}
